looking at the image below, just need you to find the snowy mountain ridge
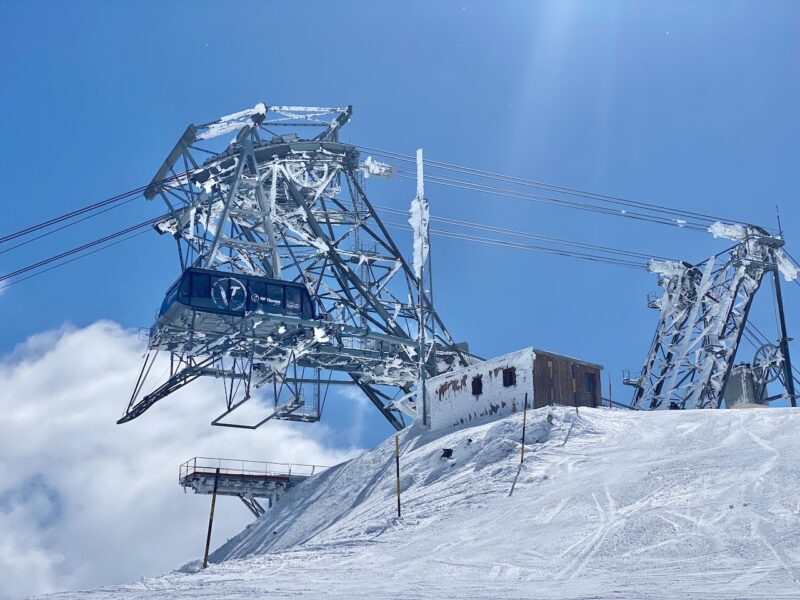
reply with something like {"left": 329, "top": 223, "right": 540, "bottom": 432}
{"left": 43, "top": 406, "right": 800, "bottom": 599}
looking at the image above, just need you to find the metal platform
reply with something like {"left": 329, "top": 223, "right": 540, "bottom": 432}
{"left": 179, "top": 457, "right": 327, "bottom": 516}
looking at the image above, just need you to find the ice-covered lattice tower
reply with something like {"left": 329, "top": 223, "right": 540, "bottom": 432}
{"left": 118, "top": 104, "right": 470, "bottom": 430}
{"left": 625, "top": 222, "right": 797, "bottom": 409}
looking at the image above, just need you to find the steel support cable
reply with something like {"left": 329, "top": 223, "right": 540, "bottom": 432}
{"left": 384, "top": 221, "right": 647, "bottom": 270}
{"left": 429, "top": 228, "right": 646, "bottom": 269}
{"left": 0, "top": 208, "right": 651, "bottom": 291}
{"left": 0, "top": 187, "right": 149, "bottom": 246}
{"left": 0, "top": 170, "right": 191, "bottom": 246}
{"left": 375, "top": 204, "right": 674, "bottom": 262}
{"left": 0, "top": 196, "right": 141, "bottom": 256}
{"left": 0, "top": 229, "right": 152, "bottom": 292}
{"left": 393, "top": 170, "right": 710, "bottom": 232}
{"left": 359, "top": 144, "right": 738, "bottom": 225}
{"left": 0, "top": 216, "right": 163, "bottom": 283}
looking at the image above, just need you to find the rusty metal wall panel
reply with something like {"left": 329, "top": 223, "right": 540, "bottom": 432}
{"left": 533, "top": 350, "right": 602, "bottom": 409}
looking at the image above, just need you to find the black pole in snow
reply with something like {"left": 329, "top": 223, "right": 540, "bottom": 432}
{"left": 772, "top": 270, "right": 797, "bottom": 407}
{"left": 520, "top": 393, "right": 528, "bottom": 464}
{"left": 572, "top": 363, "right": 579, "bottom": 415}
{"left": 203, "top": 468, "right": 221, "bottom": 569}
{"left": 395, "top": 435, "right": 401, "bottom": 518}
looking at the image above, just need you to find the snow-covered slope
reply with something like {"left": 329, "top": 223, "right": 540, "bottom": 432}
{"left": 44, "top": 407, "right": 800, "bottom": 599}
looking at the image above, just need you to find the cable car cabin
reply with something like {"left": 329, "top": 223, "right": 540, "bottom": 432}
{"left": 154, "top": 268, "right": 316, "bottom": 345}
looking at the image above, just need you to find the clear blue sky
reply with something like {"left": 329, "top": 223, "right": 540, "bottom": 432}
{"left": 2, "top": 1, "right": 799, "bottom": 448}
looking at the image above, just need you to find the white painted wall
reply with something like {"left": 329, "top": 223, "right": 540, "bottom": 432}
{"left": 426, "top": 348, "right": 535, "bottom": 430}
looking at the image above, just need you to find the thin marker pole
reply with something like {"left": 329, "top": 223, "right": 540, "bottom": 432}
{"left": 395, "top": 435, "right": 401, "bottom": 518}
{"left": 572, "top": 364, "right": 579, "bottom": 415}
{"left": 608, "top": 374, "right": 612, "bottom": 409}
{"left": 203, "top": 468, "right": 221, "bottom": 569}
{"left": 520, "top": 393, "right": 529, "bottom": 464}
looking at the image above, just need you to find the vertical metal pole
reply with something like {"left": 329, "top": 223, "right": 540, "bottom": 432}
{"left": 772, "top": 271, "right": 797, "bottom": 407}
{"left": 394, "top": 435, "right": 401, "bottom": 518}
{"left": 572, "top": 363, "right": 579, "bottom": 415}
{"left": 608, "top": 374, "right": 612, "bottom": 409}
{"left": 520, "top": 393, "right": 529, "bottom": 464}
{"left": 203, "top": 468, "right": 221, "bottom": 569}
{"left": 416, "top": 148, "right": 428, "bottom": 426}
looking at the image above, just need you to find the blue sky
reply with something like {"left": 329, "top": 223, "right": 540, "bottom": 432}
{"left": 2, "top": 0, "right": 800, "bottom": 450}
{"left": 2, "top": 3, "right": 800, "bottom": 597}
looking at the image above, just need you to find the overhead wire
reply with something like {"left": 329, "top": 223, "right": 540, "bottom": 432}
{"left": 359, "top": 144, "right": 739, "bottom": 225}
{"left": 0, "top": 169, "right": 190, "bottom": 247}
{"left": 393, "top": 168, "right": 711, "bottom": 232}
{"left": 383, "top": 220, "right": 647, "bottom": 271}
{"left": 0, "top": 186, "right": 148, "bottom": 245}
{"left": 375, "top": 204, "right": 674, "bottom": 262}
{"left": 0, "top": 195, "right": 140, "bottom": 256}
{"left": 3, "top": 148, "right": 797, "bottom": 303}
{"left": 0, "top": 216, "right": 163, "bottom": 284}
{"left": 0, "top": 229, "right": 152, "bottom": 293}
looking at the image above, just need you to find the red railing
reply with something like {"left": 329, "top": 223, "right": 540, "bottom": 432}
{"left": 179, "top": 456, "right": 328, "bottom": 484}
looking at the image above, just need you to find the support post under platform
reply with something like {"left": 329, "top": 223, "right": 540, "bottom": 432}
{"left": 203, "top": 468, "right": 220, "bottom": 569}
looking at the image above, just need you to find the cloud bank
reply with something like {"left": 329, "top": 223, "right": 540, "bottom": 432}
{"left": 0, "top": 321, "right": 361, "bottom": 600}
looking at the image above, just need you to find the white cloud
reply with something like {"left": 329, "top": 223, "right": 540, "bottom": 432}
{"left": 0, "top": 321, "right": 361, "bottom": 600}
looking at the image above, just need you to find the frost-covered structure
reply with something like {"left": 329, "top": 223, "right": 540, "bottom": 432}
{"left": 118, "top": 104, "right": 470, "bottom": 429}
{"left": 627, "top": 223, "right": 797, "bottom": 409}
{"left": 426, "top": 347, "right": 603, "bottom": 430}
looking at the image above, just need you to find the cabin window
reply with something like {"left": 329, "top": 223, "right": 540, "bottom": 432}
{"left": 248, "top": 281, "right": 267, "bottom": 312}
{"left": 190, "top": 272, "right": 214, "bottom": 309}
{"left": 301, "top": 293, "right": 313, "bottom": 319}
{"left": 472, "top": 375, "right": 483, "bottom": 396}
{"left": 178, "top": 274, "right": 191, "bottom": 302}
{"left": 266, "top": 284, "right": 284, "bottom": 312}
{"left": 159, "top": 282, "right": 179, "bottom": 316}
{"left": 224, "top": 278, "right": 247, "bottom": 312}
{"left": 285, "top": 287, "right": 301, "bottom": 315}
{"left": 207, "top": 275, "right": 245, "bottom": 312}
{"left": 502, "top": 367, "right": 516, "bottom": 387}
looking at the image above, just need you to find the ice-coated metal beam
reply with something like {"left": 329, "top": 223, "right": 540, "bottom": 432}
{"left": 120, "top": 103, "right": 470, "bottom": 430}
{"left": 627, "top": 224, "right": 796, "bottom": 410}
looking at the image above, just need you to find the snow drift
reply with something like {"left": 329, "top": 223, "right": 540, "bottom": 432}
{"left": 42, "top": 406, "right": 800, "bottom": 599}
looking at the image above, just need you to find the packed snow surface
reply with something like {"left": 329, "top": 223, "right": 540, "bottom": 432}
{"left": 42, "top": 407, "right": 800, "bottom": 599}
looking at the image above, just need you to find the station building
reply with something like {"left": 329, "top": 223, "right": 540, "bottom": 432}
{"left": 425, "top": 347, "right": 603, "bottom": 430}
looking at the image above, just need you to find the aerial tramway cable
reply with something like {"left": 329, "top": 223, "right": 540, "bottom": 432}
{"left": 375, "top": 205, "right": 674, "bottom": 262}
{"left": 392, "top": 168, "right": 710, "bottom": 232}
{"left": 0, "top": 216, "right": 163, "bottom": 284}
{"left": 384, "top": 221, "right": 647, "bottom": 270}
{"left": 0, "top": 170, "right": 189, "bottom": 247}
{"left": 1, "top": 150, "right": 793, "bottom": 299}
{"left": 0, "top": 208, "right": 653, "bottom": 292}
{"left": 359, "top": 145, "right": 739, "bottom": 226}
{"left": 0, "top": 229, "right": 152, "bottom": 292}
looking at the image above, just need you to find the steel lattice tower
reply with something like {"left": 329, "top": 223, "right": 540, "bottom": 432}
{"left": 625, "top": 224, "right": 796, "bottom": 409}
{"left": 119, "top": 104, "right": 470, "bottom": 429}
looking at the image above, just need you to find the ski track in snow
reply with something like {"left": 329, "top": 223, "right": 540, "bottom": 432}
{"left": 40, "top": 407, "right": 800, "bottom": 599}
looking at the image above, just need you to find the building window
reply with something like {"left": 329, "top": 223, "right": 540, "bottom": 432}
{"left": 472, "top": 375, "right": 483, "bottom": 396}
{"left": 502, "top": 367, "right": 516, "bottom": 387}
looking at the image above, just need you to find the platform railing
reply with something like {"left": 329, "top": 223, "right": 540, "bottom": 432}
{"left": 179, "top": 456, "right": 329, "bottom": 484}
